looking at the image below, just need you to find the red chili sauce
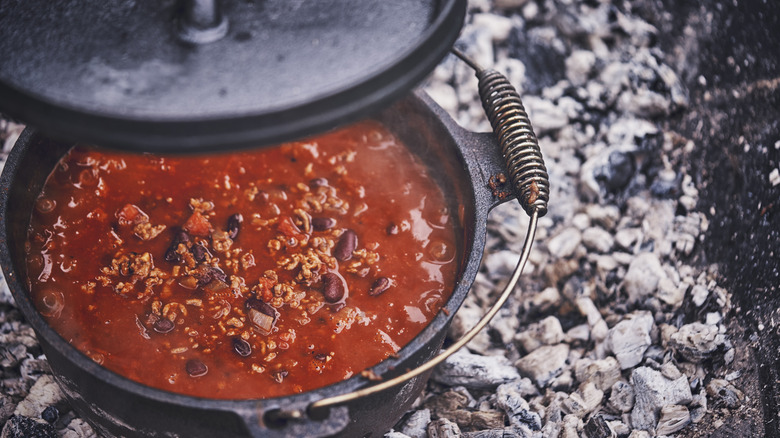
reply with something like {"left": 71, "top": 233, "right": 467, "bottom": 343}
{"left": 25, "top": 121, "right": 459, "bottom": 399}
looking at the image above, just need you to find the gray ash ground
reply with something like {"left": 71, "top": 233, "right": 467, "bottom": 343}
{"left": 1, "top": 0, "right": 778, "bottom": 437}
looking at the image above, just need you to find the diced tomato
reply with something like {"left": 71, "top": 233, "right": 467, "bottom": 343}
{"left": 183, "top": 211, "right": 212, "bottom": 237}
{"left": 277, "top": 216, "right": 306, "bottom": 242}
{"left": 116, "top": 204, "right": 147, "bottom": 226}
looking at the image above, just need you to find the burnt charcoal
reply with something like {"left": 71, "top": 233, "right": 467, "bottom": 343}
{"left": 584, "top": 415, "right": 612, "bottom": 438}
{"left": 41, "top": 405, "right": 58, "bottom": 424}
{"left": 594, "top": 151, "right": 636, "bottom": 192}
{"left": 650, "top": 170, "right": 682, "bottom": 198}
{"left": 506, "top": 28, "right": 566, "bottom": 94}
{"left": 2, "top": 415, "right": 57, "bottom": 438}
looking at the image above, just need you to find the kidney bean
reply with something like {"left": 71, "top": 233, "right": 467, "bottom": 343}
{"left": 386, "top": 223, "right": 399, "bottom": 235}
{"left": 164, "top": 230, "right": 191, "bottom": 262}
{"left": 245, "top": 297, "right": 276, "bottom": 318}
{"left": 368, "top": 277, "right": 391, "bottom": 296}
{"left": 309, "top": 177, "right": 328, "bottom": 188}
{"left": 333, "top": 229, "right": 357, "bottom": 261}
{"left": 173, "top": 229, "right": 191, "bottom": 245}
{"left": 232, "top": 337, "right": 252, "bottom": 357}
{"left": 153, "top": 318, "right": 175, "bottom": 334}
{"left": 191, "top": 244, "right": 209, "bottom": 262}
{"left": 312, "top": 217, "right": 336, "bottom": 231}
{"left": 321, "top": 273, "right": 345, "bottom": 303}
{"left": 227, "top": 213, "right": 243, "bottom": 239}
{"left": 186, "top": 359, "right": 208, "bottom": 377}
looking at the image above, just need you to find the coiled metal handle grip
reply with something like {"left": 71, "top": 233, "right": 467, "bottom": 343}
{"left": 454, "top": 48, "right": 550, "bottom": 217}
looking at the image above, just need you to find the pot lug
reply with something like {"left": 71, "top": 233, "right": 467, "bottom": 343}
{"left": 236, "top": 404, "right": 350, "bottom": 437}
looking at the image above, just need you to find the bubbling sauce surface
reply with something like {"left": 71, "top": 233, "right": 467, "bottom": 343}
{"left": 25, "top": 121, "right": 459, "bottom": 399}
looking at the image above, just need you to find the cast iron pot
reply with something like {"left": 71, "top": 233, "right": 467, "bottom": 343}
{"left": 0, "top": 90, "right": 523, "bottom": 437}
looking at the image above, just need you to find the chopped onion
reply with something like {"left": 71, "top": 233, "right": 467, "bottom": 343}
{"left": 248, "top": 308, "right": 275, "bottom": 336}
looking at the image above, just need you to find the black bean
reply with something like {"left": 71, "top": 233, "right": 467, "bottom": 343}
{"left": 386, "top": 223, "right": 399, "bottom": 235}
{"left": 245, "top": 297, "right": 276, "bottom": 318}
{"left": 321, "top": 273, "right": 345, "bottom": 303}
{"left": 208, "top": 266, "right": 227, "bottom": 283}
{"left": 191, "top": 244, "right": 209, "bottom": 262}
{"left": 41, "top": 406, "right": 59, "bottom": 424}
{"left": 227, "top": 213, "right": 243, "bottom": 239}
{"left": 314, "top": 353, "right": 328, "bottom": 361}
{"left": 310, "top": 177, "right": 328, "bottom": 188}
{"left": 186, "top": 359, "right": 208, "bottom": 377}
{"left": 164, "top": 246, "right": 180, "bottom": 262}
{"left": 333, "top": 229, "right": 358, "bottom": 261}
{"left": 153, "top": 318, "right": 175, "bottom": 334}
{"left": 312, "top": 217, "right": 336, "bottom": 231}
{"left": 368, "top": 277, "right": 391, "bottom": 296}
{"left": 173, "top": 229, "right": 191, "bottom": 245}
{"left": 165, "top": 230, "right": 191, "bottom": 262}
{"left": 232, "top": 337, "right": 252, "bottom": 357}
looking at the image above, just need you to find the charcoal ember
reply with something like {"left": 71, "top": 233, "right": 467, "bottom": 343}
{"left": 61, "top": 418, "right": 97, "bottom": 438}
{"left": 19, "top": 357, "right": 51, "bottom": 382}
{"left": 1, "top": 415, "right": 56, "bottom": 438}
{"left": 580, "top": 226, "right": 614, "bottom": 253}
{"left": 0, "top": 395, "right": 15, "bottom": 427}
{"left": 515, "top": 344, "right": 569, "bottom": 388}
{"left": 432, "top": 349, "right": 520, "bottom": 390}
{"left": 573, "top": 357, "right": 621, "bottom": 391}
{"left": 595, "top": 150, "right": 636, "bottom": 193}
{"left": 560, "top": 414, "right": 582, "bottom": 438}
{"left": 655, "top": 405, "right": 690, "bottom": 435}
{"left": 427, "top": 418, "right": 461, "bottom": 438}
{"left": 506, "top": 27, "right": 566, "bottom": 94}
{"left": 583, "top": 415, "right": 613, "bottom": 438}
{"left": 461, "top": 425, "right": 538, "bottom": 438}
{"left": 495, "top": 380, "right": 542, "bottom": 430}
{"left": 629, "top": 367, "right": 692, "bottom": 431}
{"left": 561, "top": 382, "right": 603, "bottom": 418}
{"left": 546, "top": 227, "right": 582, "bottom": 259}
{"left": 706, "top": 379, "right": 744, "bottom": 409}
{"left": 649, "top": 169, "right": 681, "bottom": 198}
{"left": 0, "top": 342, "right": 27, "bottom": 368}
{"left": 668, "top": 322, "right": 724, "bottom": 363}
{"left": 13, "top": 375, "right": 66, "bottom": 419}
{"left": 604, "top": 312, "right": 654, "bottom": 370}
{"left": 1, "top": 378, "right": 31, "bottom": 399}
{"left": 608, "top": 381, "right": 636, "bottom": 413}
{"left": 622, "top": 253, "right": 668, "bottom": 305}
{"left": 400, "top": 409, "right": 430, "bottom": 438}
{"left": 424, "top": 389, "right": 472, "bottom": 416}
{"left": 475, "top": 411, "right": 509, "bottom": 429}
{"left": 515, "top": 315, "right": 564, "bottom": 353}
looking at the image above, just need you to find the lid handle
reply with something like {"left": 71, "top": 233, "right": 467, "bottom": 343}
{"left": 176, "top": 0, "right": 229, "bottom": 44}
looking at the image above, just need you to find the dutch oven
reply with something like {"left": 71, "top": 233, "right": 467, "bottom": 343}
{"left": 0, "top": 0, "right": 550, "bottom": 436}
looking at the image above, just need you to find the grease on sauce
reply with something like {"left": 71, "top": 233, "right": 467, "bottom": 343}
{"left": 25, "top": 121, "right": 459, "bottom": 399}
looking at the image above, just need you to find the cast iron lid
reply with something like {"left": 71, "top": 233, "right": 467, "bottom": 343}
{"left": 0, "top": 0, "right": 466, "bottom": 152}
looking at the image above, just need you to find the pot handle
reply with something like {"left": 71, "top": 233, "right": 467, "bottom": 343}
{"left": 306, "top": 50, "right": 550, "bottom": 418}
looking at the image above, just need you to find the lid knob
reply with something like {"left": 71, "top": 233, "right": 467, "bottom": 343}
{"left": 176, "top": 0, "right": 229, "bottom": 44}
